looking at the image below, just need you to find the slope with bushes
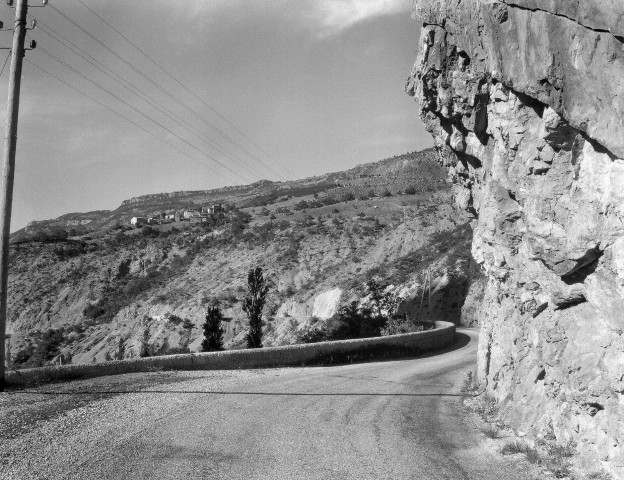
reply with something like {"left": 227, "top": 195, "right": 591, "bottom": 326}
{"left": 5, "top": 148, "right": 483, "bottom": 368}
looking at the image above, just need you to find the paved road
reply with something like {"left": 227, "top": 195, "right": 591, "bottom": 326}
{"left": 1, "top": 329, "right": 536, "bottom": 479}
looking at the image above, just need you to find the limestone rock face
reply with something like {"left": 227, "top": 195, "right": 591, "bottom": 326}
{"left": 407, "top": 0, "right": 624, "bottom": 475}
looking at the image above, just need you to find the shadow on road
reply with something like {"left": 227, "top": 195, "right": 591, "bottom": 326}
{"left": 310, "top": 331, "right": 473, "bottom": 367}
{"left": 417, "top": 331, "right": 472, "bottom": 360}
{"left": 293, "top": 331, "right": 474, "bottom": 370}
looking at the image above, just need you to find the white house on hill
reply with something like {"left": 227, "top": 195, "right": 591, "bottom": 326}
{"left": 130, "top": 217, "right": 148, "bottom": 226}
{"left": 183, "top": 210, "right": 201, "bottom": 219}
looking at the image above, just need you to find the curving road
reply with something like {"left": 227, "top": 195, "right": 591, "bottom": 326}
{"left": 1, "top": 329, "right": 537, "bottom": 479}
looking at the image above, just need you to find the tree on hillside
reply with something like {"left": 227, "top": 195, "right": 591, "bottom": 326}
{"left": 231, "top": 210, "right": 252, "bottom": 236}
{"left": 365, "top": 278, "right": 398, "bottom": 320}
{"left": 201, "top": 305, "right": 224, "bottom": 352}
{"left": 114, "top": 337, "right": 126, "bottom": 360}
{"left": 307, "top": 279, "right": 399, "bottom": 341}
{"left": 342, "top": 192, "right": 356, "bottom": 202}
{"left": 293, "top": 200, "right": 309, "bottom": 211}
{"left": 243, "top": 267, "right": 269, "bottom": 349}
{"left": 139, "top": 324, "right": 152, "bottom": 358}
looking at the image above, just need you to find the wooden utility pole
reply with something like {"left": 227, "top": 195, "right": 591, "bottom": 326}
{"left": 0, "top": 0, "right": 28, "bottom": 390}
{"left": 417, "top": 267, "right": 429, "bottom": 323}
{"left": 428, "top": 265, "right": 432, "bottom": 322}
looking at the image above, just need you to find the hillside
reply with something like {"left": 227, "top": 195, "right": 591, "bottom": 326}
{"left": 5, "top": 148, "right": 481, "bottom": 368}
{"left": 12, "top": 149, "right": 445, "bottom": 242}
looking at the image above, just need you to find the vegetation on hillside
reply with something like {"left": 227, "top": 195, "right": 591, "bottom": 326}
{"left": 5, "top": 148, "right": 481, "bottom": 368}
{"left": 294, "top": 278, "right": 435, "bottom": 344}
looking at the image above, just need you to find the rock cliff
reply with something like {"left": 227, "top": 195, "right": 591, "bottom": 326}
{"left": 407, "top": 0, "right": 624, "bottom": 475}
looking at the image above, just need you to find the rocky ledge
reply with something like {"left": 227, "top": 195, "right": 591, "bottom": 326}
{"left": 406, "top": 0, "right": 624, "bottom": 476}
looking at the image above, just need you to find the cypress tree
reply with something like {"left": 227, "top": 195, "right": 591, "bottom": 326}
{"left": 243, "top": 267, "right": 269, "bottom": 349}
{"left": 201, "top": 305, "right": 224, "bottom": 352}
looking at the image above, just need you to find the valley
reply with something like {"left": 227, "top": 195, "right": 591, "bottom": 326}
{"left": 6, "top": 148, "right": 481, "bottom": 368}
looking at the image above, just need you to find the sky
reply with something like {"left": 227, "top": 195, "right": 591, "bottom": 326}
{"left": 0, "top": 0, "right": 432, "bottom": 231}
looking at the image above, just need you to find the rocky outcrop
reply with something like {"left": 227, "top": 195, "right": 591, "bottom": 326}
{"left": 407, "top": 0, "right": 624, "bottom": 476}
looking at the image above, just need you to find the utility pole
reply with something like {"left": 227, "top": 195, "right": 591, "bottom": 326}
{"left": 428, "top": 265, "right": 432, "bottom": 322}
{"left": 417, "top": 267, "right": 428, "bottom": 323}
{"left": 0, "top": 0, "right": 28, "bottom": 391}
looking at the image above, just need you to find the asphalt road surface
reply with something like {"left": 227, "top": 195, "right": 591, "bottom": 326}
{"left": 1, "top": 329, "right": 537, "bottom": 479}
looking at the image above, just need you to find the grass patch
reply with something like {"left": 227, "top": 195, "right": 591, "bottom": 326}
{"left": 473, "top": 393, "right": 499, "bottom": 419}
{"left": 500, "top": 439, "right": 580, "bottom": 478}
{"left": 462, "top": 372, "right": 499, "bottom": 423}
{"left": 541, "top": 441, "right": 576, "bottom": 478}
{"left": 500, "top": 440, "right": 531, "bottom": 455}
{"left": 525, "top": 447, "right": 541, "bottom": 465}
{"left": 585, "top": 472, "right": 613, "bottom": 480}
{"left": 460, "top": 371, "right": 479, "bottom": 394}
{"left": 481, "top": 424, "right": 500, "bottom": 439}
{"left": 500, "top": 441, "right": 540, "bottom": 464}
{"left": 547, "top": 442, "right": 576, "bottom": 459}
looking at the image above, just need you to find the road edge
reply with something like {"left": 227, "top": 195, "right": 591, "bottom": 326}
{"left": 5, "top": 321, "right": 456, "bottom": 388}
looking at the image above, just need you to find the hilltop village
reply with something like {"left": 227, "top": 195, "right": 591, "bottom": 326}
{"left": 130, "top": 204, "right": 224, "bottom": 227}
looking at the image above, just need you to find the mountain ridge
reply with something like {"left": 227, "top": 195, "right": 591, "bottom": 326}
{"left": 15, "top": 148, "right": 439, "bottom": 241}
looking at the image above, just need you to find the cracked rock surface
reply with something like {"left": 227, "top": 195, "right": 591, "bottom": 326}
{"left": 407, "top": 0, "right": 624, "bottom": 476}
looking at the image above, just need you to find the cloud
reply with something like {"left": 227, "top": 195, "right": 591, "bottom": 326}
{"left": 312, "top": 0, "right": 411, "bottom": 35}
{"left": 161, "top": 0, "right": 411, "bottom": 37}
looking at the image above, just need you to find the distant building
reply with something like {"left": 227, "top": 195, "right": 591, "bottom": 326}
{"left": 202, "top": 204, "right": 223, "bottom": 215}
{"left": 147, "top": 218, "right": 159, "bottom": 225}
{"left": 183, "top": 210, "right": 201, "bottom": 219}
{"left": 130, "top": 217, "right": 148, "bottom": 226}
{"left": 190, "top": 215, "right": 212, "bottom": 224}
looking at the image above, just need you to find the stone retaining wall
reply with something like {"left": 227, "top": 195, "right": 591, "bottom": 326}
{"left": 5, "top": 321, "right": 455, "bottom": 387}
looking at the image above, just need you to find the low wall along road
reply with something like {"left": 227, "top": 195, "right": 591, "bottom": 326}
{"left": 6, "top": 321, "right": 456, "bottom": 387}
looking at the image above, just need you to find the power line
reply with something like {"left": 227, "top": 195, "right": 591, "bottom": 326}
{"left": 25, "top": 58, "right": 238, "bottom": 184}
{"left": 0, "top": 51, "right": 10, "bottom": 77}
{"left": 33, "top": 43, "right": 253, "bottom": 184}
{"left": 27, "top": 19, "right": 268, "bottom": 182}
{"left": 48, "top": 3, "right": 288, "bottom": 181}
{"left": 33, "top": 42, "right": 252, "bottom": 184}
{"left": 17, "top": 2, "right": 288, "bottom": 183}
{"left": 25, "top": 59, "right": 242, "bottom": 185}
{"left": 27, "top": 15, "right": 269, "bottom": 181}
{"left": 75, "top": 0, "right": 294, "bottom": 180}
